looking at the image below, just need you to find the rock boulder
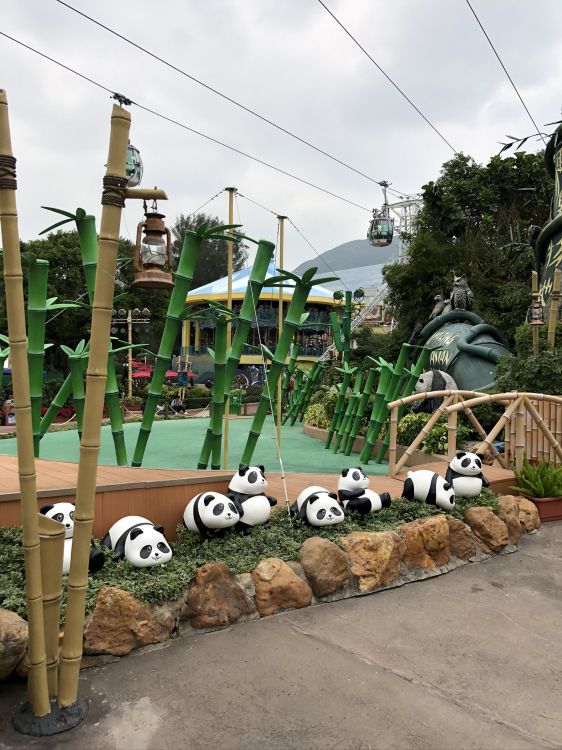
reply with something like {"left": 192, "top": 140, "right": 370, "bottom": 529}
{"left": 181, "top": 563, "right": 256, "bottom": 628}
{"left": 341, "top": 531, "right": 404, "bottom": 593}
{"left": 0, "top": 609, "right": 28, "bottom": 680}
{"left": 463, "top": 507, "right": 509, "bottom": 553}
{"left": 300, "top": 537, "right": 350, "bottom": 597}
{"left": 517, "top": 496, "right": 541, "bottom": 532}
{"left": 399, "top": 515, "right": 450, "bottom": 569}
{"left": 446, "top": 516, "right": 478, "bottom": 560}
{"left": 252, "top": 558, "right": 312, "bottom": 616}
{"left": 496, "top": 495, "right": 523, "bottom": 545}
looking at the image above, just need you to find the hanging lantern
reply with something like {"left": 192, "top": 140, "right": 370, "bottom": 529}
{"left": 125, "top": 142, "right": 143, "bottom": 187}
{"left": 527, "top": 300, "right": 545, "bottom": 325}
{"left": 133, "top": 207, "right": 174, "bottom": 290}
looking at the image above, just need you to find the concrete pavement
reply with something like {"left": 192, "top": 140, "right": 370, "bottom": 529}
{"left": 1, "top": 523, "right": 561, "bottom": 750}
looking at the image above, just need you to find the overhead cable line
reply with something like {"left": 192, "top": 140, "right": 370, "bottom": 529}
{"left": 316, "top": 0, "right": 458, "bottom": 154}
{"left": 53, "top": 0, "right": 407, "bottom": 198}
{"left": 0, "top": 32, "right": 372, "bottom": 213}
{"left": 464, "top": 0, "right": 547, "bottom": 146}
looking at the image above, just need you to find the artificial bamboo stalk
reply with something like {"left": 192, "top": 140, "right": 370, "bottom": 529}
{"left": 27, "top": 259, "right": 49, "bottom": 457}
{"left": 523, "top": 396, "right": 562, "bottom": 463}
{"left": 58, "top": 103, "right": 130, "bottom": 708}
{"left": 291, "top": 360, "right": 322, "bottom": 424}
{"left": 0, "top": 89, "right": 50, "bottom": 717}
{"left": 210, "top": 315, "right": 228, "bottom": 469}
{"left": 388, "top": 406, "right": 399, "bottom": 476}
{"left": 66, "top": 350, "right": 86, "bottom": 436}
{"left": 447, "top": 393, "right": 458, "bottom": 461}
{"left": 38, "top": 513, "right": 65, "bottom": 698}
{"left": 515, "top": 396, "right": 526, "bottom": 471}
{"left": 105, "top": 349, "right": 126, "bottom": 464}
{"left": 332, "top": 369, "right": 363, "bottom": 453}
{"left": 0, "top": 341, "right": 10, "bottom": 404}
{"left": 281, "top": 341, "right": 300, "bottom": 408}
{"left": 358, "top": 362, "right": 392, "bottom": 463}
{"left": 197, "top": 238, "right": 275, "bottom": 469}
{"left": 324, "top": 363, "right": 356, "bottom": 448}
{"left": 343, "top": 364, "right": 378, "bottom": 455}
{"left": 240, "top": 268, "right": 335, "bottom": 464}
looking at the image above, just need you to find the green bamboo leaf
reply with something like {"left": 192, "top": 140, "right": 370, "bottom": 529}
{"left": 302, "top": 267, "right": 317, "bottom": 284}
{"left": 207, "top": 348, "right": 216, "bottom": 360}
{"left": 0, "top": 334, "right": 10, "bottom": 344}
{"left": 76, "top": 340, "right": 86, "bottom": 354}
{"left": 278, "top": 269, "right": 302, "bottom": 283}
{"left": 309, "top": 276, "right": 340, "bottom": 285}
{"left": 299, "top": 313, "right": 310, "bottom": 325}
{"left": 75, "top": 208, "right": 86, "bottom": 220}
{"left": 60, "top": 344, "right": 75, "bottom": 357}
{"left": 41, "top": 206, "right": 76, "bottom": 219}
{"left": 39, "top": 217, "right": 75, "bottom": 236}
{"left": 260, "top": 344, "right": 274, "bottom": 361}
{"left": 43, "top": 343, "right": 53, "bottom": 350}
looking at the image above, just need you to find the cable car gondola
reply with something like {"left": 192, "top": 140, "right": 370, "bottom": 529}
{"left": 367, "top": 180, "right": 394, "bottom": 247}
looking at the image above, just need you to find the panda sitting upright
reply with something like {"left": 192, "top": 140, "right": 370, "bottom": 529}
{"left": 445, "top": 450, "right": 489, "bottom": 498}
{"left": 337, "top": 467, "right": 391, "bottom": 514}
{"left": 40, "top": 502, "right": 105, "bottom": 575}
{"left": 227, "top": 464, "right": 277, "bottom": 534}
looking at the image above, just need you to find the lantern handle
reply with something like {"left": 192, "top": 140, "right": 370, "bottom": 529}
{"left": 134, "top": 220, "right": 144, "bottom": 274}
{"left": 165, "top": 226, "right": 173, "bottom": 270}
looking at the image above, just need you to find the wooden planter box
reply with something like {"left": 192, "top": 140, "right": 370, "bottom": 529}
{"left": 520, "top": 493, "right": 562, "bottom": 523}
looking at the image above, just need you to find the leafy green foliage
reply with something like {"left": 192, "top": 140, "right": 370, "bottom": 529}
{"left": 513, "top": 458, "right": 562, "bottom": 498}
{"left": 397, "top": 412, "right": 472, "bottom": 455}
{"left": 493, "top": 322, "right": 562, "bottom": 394}
{"left": 350, "top": 327, "right": 404, "bottom": 365}
{"left": 304, "top": 402, "right": 330, "bottom": 429}
{"left": 0, "top": 488, "right": 499, "bottom": 618}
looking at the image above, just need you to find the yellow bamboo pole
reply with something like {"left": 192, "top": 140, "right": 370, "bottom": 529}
{"left": 537, "top": 399, "right": 544, "bottom": 463}
{"left": 276, "top": 215, "right": 286, "bottom": 456}
{"left": 58, "top": 103, "right": 130, "bottom": 708}
{"left": 194, "top": 320, "right": 201, "bottom": 352}
{"left": 547, "top": 268, "right": 561, "bottom": 349}
{"left": 462, "top": 403, "right": 508, "bottom": 469}
{"left": 222, "top": 186, "right": 236, "bottom": 470}
{"left": 523, "top": 396, "right": 562, "bottom": 463}
{"left": 38, "top": 514, "right": 65, "bottom": 698}
{"left": 514, "top": 396, "right": 526, "bottom": 472}
{"left": 531, "top": 271, "right": 540, "bottom": 357}
{"left": 388, "top": 405, "right": 398, "bottom": 476}
{"left": 393, "top": 396, "right": 454, "bottom": 475}
{"left": 447, "top": 393, "right": 458, "bottom": 461}
{"left": 0, "top": 89, "right": 51, "bottom": 718}
{"left": 461, "top": 397, "right": 522, "bottom": 458}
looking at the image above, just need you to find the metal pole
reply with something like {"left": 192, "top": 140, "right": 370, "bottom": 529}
{"left": 276, "top": 216, "right": 286, "bottom": 455}
{"left": 223, "top": 186, "right": 236, "bottom": 470}
{"left": 127, "top": 309, "right": 133, "bottom": 399}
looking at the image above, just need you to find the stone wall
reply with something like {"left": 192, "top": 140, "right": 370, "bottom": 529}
{"left": 1, "top": 496, "right": 541, "bottom": 677}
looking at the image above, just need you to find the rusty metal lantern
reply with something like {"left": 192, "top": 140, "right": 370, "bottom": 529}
{"left": 133, "top": 205, "right": 174, "bottom": 289}
{"left": 527, "top": 299, "right": 545, "bottom": 325}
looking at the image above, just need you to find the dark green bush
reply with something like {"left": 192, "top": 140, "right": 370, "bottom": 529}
{"left": 397, "top": 412, "right": 471, "bottom": 454}
{"left": 513, "top": 458, "right": 562, "bottom": 498}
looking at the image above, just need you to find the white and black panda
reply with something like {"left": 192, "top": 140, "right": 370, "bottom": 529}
{"left": 337, "top": 468, "right": 391, "bottom": 514}
{"left": 183, "top": 492, "right": 240, "bottom": 539}
{"left": 402, "top": 470, "right": 455, "bottom": 511}
{"left": 445, "top": 450, "right": 489, "bottom": 498}
{"left": 40, "top": 502, "right": 105, "bottom": 575}
{"left": 101, "top": 515, "right": 172, "bottom": 568}
{"left": 290, "top": 486, "right": 345, "bottom": 527}
{"left": 227, "top": 464, "right": 277, "bottom": 534}
{"left": 412, "top": 370, "right": 458, "bottom": 413}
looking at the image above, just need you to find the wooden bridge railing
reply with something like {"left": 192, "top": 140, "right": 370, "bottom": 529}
{"left": 387, "top": 390, "right": 562, "bottom": 477}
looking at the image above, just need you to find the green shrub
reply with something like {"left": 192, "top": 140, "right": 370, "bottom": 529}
{"left": 186, "top": 385, "right": 211, "bottom": 400}
{"left": 123, "top": 395, "right": 142, "bottom": 406}
{"left": 245, "top": 384, "right": 263, "bottom": 398}
{"left": 513, "top": 458, "right": 562, "bottom": 498}
{"left": 397, "top": 412, "right": 471, "bottom": 455}
{"left": 309, "top": 385, "right": 330, "bottom": 405}
{"left": 304, "top": 402, "right": 330, "bottom": 429}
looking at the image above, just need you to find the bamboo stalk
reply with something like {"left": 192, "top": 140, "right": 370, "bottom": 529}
{"left": 0, "top": 89, "right": 50, "bottom": 717}
{"left": 556, "top": 403, "right": 562, "bottom": 465}
{"left": 537, "top": 399, "right": 544, "bottom": 463}
{"left": 358, "top": 363, "right": 393, "bottom": 463}
{"left": 240, "top": 276, "right": 315, "bottom": 465}
{"left": 132, "top": 229, "right": 204, "bottom": 467}
{"left": 27, "top": 259, "right": 49, "bottom": 457}
{"left": 344, "top": 365, "right": 377, "bottom": 455}
{"left": 58, "top": 103, "right": 130, "bottom": 708}
{"left": 198, "top": 239, "right": 275, "bottom": 468}
{"left": 388, "top": 405, "right": 398, "bottom": 476}
{"left": 210, "top": 316, "right": 227, "bottom": 469}
{"left": 68, "top": 355, "right": 86, "bottom": 436}
{"left": 393, "top": 396, "right": 454, "bottom": 475}
{"left": 281, "top": 341, "right": 300, "bottom": 408}
{"left": 523, "top": 396, "right": 562, "bottom": 463}
{"left": 462, "top": 403, "right": 508, "bottom": 469}
{"left": 324, "top": 364, "right": 356, "bottom": 448}
{"left": 447, "top": 393, "right": 458, "bottom": 461}
{"left": 38, "top": 513, "right": 65, "bottom": 697}
{"left": 333, "top": 369, "right": 363, "bottom": 453}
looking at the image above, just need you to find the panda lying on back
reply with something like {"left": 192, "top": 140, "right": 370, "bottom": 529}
{"left": 445, "top": 450, "right": 489, "bottom": 498}
{"left": 337, "top": 468, "right": 391, "bottom": 514}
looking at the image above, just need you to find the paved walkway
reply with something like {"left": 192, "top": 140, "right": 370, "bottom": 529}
{"left": 1, "top": 523, "right": 561, "bottom": 750}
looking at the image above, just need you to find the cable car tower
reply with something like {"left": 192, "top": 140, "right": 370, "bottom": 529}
{"left": 368, "top": 180, "right": 393, "bottom": 247}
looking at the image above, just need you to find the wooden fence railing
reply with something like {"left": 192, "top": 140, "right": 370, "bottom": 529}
{"left": 387, "top": 390, "right": 562, "bottom": 477}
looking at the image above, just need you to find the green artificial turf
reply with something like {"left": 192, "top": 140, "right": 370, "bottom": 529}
{"left": 0, "top": 418, "right": 389, "bottom": 475}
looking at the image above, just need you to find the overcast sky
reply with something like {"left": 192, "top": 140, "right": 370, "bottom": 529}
{"left": 2, "top": 0, "right": 561, "bottom": 269}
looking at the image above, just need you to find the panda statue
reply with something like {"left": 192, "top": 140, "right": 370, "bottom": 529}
{"left": 412, "top": 370, "right": 458, "bottom": 413}
{"left": 102, "top": 515, "right": 172, "bottom": 568}
{"left": 337, "top": 467, "right": 391, "bottom": 514}
{"left": 227, "top": 464, "right": 277, "bottom": 534}
{"left": 40, "top": 502, "right": 104, "bottom": 576}
{"left": 183, "top": 492, "right": 240, "bottom": 539}
{"left": 445, "top": 450, "right": 489, "bottom": 498}
{"left": 402, "top": 470, "right": 456, "bottom": 511}
{"left": 290, "top": 486, "right": 345, "bottom": 527}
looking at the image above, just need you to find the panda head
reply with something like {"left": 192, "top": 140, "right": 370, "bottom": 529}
{"left": 198, "top": 492, "right": 240, "bottom": 529}
{"left": 40, "top": 502, "right": 75, "bottom": 539}
{"left": 307, "top": 493, "right": 345, "bottom": 527}
{"left": 124, "top": 524, "right": 172, "bottom": 568}
{"left": 338, "top": 467, "right": 368, "bottom": 493}
{"left": 229, "top": 464, "right": 267, "bottom": 495}
{"left": 449, "top": 450, "right": 483, "bottom": 477}
{"left": 436, "top": 481, "right": 456, "bottom": 511}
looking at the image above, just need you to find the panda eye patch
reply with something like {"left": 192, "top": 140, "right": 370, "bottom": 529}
{"left": 317, "top": 509, "right": 326, "bottom": 520}
{"left": 70, "top": 511, "right": 75, "bottom": 520}
{"left": 461, "top": 458, "right": 471, "bottom": 468}
{"left": 352, "top": 471, "right": 360, "bottom": 481}
{"left": 213, "top": 503, "right": 225, "bottom": 516}
{"left": 157, "top": 542, "right": 169, "bottom": 553}
{"left": 248, "top": 471, "right": 257, "bottom": 484}
{"left": 476, "top": 459, "right": 481, "bottom": 468}
{"left": 140, "top": 545, "right": 152, "bottom": 559}
{"left": 228, "top": 502, "right": 237, "bottom": 513}
{"left": 331, "top": 507, "right": 342, "bottom": 516}
{"left": 54, "top": 513, "right": 64, "bottom": 522}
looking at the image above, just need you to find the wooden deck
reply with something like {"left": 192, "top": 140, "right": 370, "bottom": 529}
{"left": 0, "top": 455, "right": 516, "bottom": 540}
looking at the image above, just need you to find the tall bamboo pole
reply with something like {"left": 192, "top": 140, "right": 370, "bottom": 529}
{"left": 27, "top": 260, "right": 49, "bottom": 457}
{"left": 0, "top": 89, "right": 51, "bottom": 718}
{"left": 343, "top": 364, "right": 378, "bottom": 455}
{"left": 276, "top": 215, "right": 286, "bottom": 455}
{"left": 222, "top": 186, "right": 236, "bottom": 470}
{"left": 58, "top": 103, "right": 130, "bottom": 707}
{"left": 324, "top": 363, "right": 356, "bottom": 448}
{"left": 210, "top": 315, "right": 228, "bottom": 469}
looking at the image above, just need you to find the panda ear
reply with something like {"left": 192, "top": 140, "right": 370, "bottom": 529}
{"left": 258, "top": 465, "right": 265, "bottom": 474}
{"left": 40, "top": 504, "right": 54, "bottom": 515}
{"left": 328, "top": 492, "right": 338, "bottom": 500}
{"left": 443, "top": 482, "right": 452, "bottom": 490}
{"left": 307, "top": 494, "right": 319, "bottom": 504}
{"left": 130, "top": 527, "right": 144, "bottom": 540}
{"left": 341, "top": 469, "right": 349, "bottom": 477}
{"left": 238, "top": 464, "right": 248, "bottom": 476}
{"left": 203, "top": 494, "right": 215, "bottom": 506}
{"left": 355, "top": 466, "right": 363, "bottom": 472}
{"left": 455, "top": 450, "right": 466, "bottom": 459}
{"left": 476, "top": 453, "right": 485, "bottom": 460}
{"left": 153, "top": 524, "right": 164, "bottom": 534}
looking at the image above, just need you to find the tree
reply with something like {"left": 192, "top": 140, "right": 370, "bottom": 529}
{"left": 383, "top": 151, "right": 552, "bottom": 345}
{"left": 171, "top": 212, "right": 248, "bottom": 289}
